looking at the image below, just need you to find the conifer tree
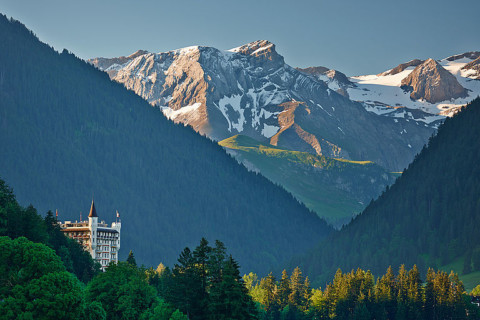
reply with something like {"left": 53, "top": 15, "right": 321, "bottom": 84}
{"left": 127, "top": 250, "right": 137, "bottom": 266}
{"left": 289, "top": 267, "right": 306, "bottom": 309}
{"left": 277, "top": 270, "right": 291, "bottom": 309}
{"left": 262, "top": 272, "right": 278, "bottom": 314}
{"left": 168, "top": 247, "right": 202, "bottom": 319}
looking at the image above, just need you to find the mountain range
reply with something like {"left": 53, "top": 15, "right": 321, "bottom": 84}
{"left": 2, "top": 12, "right": 480, "bottom": 291}
{"left": 0, "top": 15, "right": 332, "bottom": 274}
{"left": 90, "top": 42, "right": 480, "bottom": 225}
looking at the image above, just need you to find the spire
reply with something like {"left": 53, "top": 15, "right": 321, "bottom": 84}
{"left": 88, "top": 199, "right": 98, "bottom": 218}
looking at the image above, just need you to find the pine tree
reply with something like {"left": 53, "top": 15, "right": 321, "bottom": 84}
{"left": 192, "top": 238, "right": 211, "bottom": 319}
{"left": 396, "top": 265, "right": 408, "bottom": 303}
{"left": 303, "top": 276, "right": 312, "bottom": 310}
{"left": 208, "top": 256, "right": 258, "bottom": 320}
{"left": 168, "top": 247, "right": 203, "bottom": 319}
{"left": 288, "top": 267, "right": 306, "bottom": 310}
{"left": 375, "top": 266, "right": 397, "bottom": 320}
{"left": 277, "top": 270, "right": 291, "bottom": 309}
{"left": 126, "top": 250, "right": 137, "bottom": 266}
{"left": 261, "top": 272, "right": 278, "bottom": 314}
{"left": 406, "top": 265, "right": 422, "bottom": 320}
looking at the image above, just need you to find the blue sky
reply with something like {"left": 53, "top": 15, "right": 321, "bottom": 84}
{"left": 1, "top": 0, "right": 479, "bottom": 75}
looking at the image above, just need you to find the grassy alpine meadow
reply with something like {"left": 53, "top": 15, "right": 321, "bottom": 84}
{"left": 220, "top": 135, "right": 395, "bottom": 227}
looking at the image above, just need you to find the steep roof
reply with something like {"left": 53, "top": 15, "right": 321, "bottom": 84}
{"left": 88, "top": 199, "right": 98, "bottom": 218}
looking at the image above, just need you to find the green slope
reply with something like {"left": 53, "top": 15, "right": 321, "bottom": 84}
{"left": 220, "top": 135, "right": 396, "bottom": 227}
{"left": 295, "top": 98, "right": 480, "bottom": 285}
{"left": 439, "top": 256, "right": 480, "bottom": 291}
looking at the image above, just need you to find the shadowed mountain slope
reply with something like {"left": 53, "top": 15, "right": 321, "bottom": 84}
{"left": 0, "top": 15, "right": 333, "bottom": 274}
{"left": 295, "top": 98, "right": 480, "bottom": 284}
{"left": 220, "top": 135, "right": 395, "bottom": 227}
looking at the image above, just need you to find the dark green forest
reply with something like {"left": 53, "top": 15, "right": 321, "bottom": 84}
{"left": 294, "top": 98, "right": 480, "bottom": 285}
{"left": 2, "top": 182, "right": 479, "bottom": 320}
{"left": 0, "top": 179, "right": 99, "bottom": 282}
{"left": 0, "top": 182, "right": 255, "bottom": 319}
{"left": 0, "top": 14, "right": 332, "bottom": 273}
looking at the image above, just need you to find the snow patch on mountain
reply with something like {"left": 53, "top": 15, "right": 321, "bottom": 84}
{"left": 262, "top": 124, "right": 279, "bottom": 138}
{"left": 347, "top": 54, "right": 480, "bottom": 123}
{"left": 162, "top": 103, "right": 202, "bottom": 121}
{"left": 217, "top": 94, "right": 245, "bottom": 132}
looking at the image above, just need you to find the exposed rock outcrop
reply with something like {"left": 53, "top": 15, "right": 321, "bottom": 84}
{"left": 89, "top": 50, "right": 148, "bottom": 71}
{"left": 296, "top": 66, "right": 330, "bottom": 75}
{"left": 379, "top": 59, "right": 424, "bottom": 76}
{"left": 400, "top": 58, "right": 468, "bottom": 103}
{"left": 296, "top": 66, "right": 355, "bottom": 98}
{"left": 462, "top": 56, "right": 480, "bottom": 79}
{"left": 446, "top": 51, "right": 480, "bottom": 62}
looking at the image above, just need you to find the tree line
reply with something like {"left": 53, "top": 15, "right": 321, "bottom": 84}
{"left": 2, "top": 179, "right": 480, "bottom": 319}
{"left": 0, "top": 179, "right": 99, "bottom": 282}
{"left": 245, "top": 266, "right": 480, "bottom": 320}
{"left": 294, "top": 98, "right": 480, "bottom": 284}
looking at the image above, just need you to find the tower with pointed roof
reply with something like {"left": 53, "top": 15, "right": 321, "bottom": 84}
{"left": 60, "top": 200, "right": 121, "bottom": 271}
{"left": 88, "top": 199, "right": 98, "bottom": 260}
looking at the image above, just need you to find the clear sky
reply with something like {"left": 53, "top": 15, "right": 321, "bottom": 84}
{"left": 1, "top": 0, "right": 479, "bottom": 75}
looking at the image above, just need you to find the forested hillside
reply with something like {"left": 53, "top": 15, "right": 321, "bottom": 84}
{"left": 220, "top": 135, "right": 395, "bottom": 227}
{"left": 1, "top": 180, "right": 478, "bottom": 320}
{"left": 0, "top": 15, "right": 332, "bottom": 273}
{"left": 295, "top": 98, "right": 480, "bottom": 284}
{"left": 0, "top": 179, "right": 98, "bottom": 282}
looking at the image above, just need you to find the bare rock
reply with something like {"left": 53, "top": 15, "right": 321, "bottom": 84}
{"left": 462, "top": 56, "right": 480, "bottom": 79}
{"left": 400, "top": 58, "right": 468, "bottom": 103}
{"left": 445, "top": 51, "right": 480, "bottom": 62}
{"left": 378, "top": 59, "right": 424, "bottom": 76}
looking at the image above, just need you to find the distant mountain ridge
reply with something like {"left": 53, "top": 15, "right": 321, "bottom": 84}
{"left": 346, "top": 52, "right": 480, "bottom": 119}
{"left": 89, "top": 41, "right": 436, "bottom": 172}
{"left": 0, "top": 15, "right": 333, "bottom": 274}
{"left": 91, "top": 42, "right": 480, "bottom": 225}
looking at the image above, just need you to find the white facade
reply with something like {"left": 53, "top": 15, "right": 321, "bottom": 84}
{"left": 61, "top": 200, "right": 121, "bottom": 272}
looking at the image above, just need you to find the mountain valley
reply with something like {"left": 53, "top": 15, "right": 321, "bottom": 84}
{"left": 90, "top": 43, "right": 480, "bottom": 225}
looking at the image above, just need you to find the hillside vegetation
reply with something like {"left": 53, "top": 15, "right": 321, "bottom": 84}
{"left": 220, "top": 135, "right": 395, "bottom": 226}
{"left": 295, "top": 98, "right": 480, "bottom": 285}
{"left": 0, "top": 15, "right": 332, "bottom": 274}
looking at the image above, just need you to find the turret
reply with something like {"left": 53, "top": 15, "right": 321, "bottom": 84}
{"left": 112, "top": 210, "right": 121, "bottom": 253}
{"left": 88, "top": 199, "right": 98, "bottom": 258}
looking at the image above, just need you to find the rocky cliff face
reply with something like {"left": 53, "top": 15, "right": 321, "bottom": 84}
{"left": 378, "top": 59, "right": 424, "bottom": 76}
{"left": 296, "top": 66, "right": 355, "bottom": 98}
{"left": 400, "top": 58, "right": 468, "bottom": 103}
{"left": 89, "top": 41, "right": 435, "bottom": 171}
{"left": 462, "top": 56, "right": 480, "bottom": 79}
{"left": 90, "top": 50, "right": 148, "bottom": 75}
{"left": 445, "top": 51, "right": 480, "bottom": 62}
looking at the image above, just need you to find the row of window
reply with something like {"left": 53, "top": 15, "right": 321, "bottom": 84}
{"left": 97, "top": 231, "right": 119, "bottom": 238}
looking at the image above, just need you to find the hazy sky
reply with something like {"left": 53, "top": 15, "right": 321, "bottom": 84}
{"left": 1, "top": 0, "right": 479, "bottom": 75}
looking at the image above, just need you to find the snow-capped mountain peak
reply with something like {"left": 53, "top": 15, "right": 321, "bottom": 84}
{"left": 89, "top": 45, "right": 480, "bottom": 171}
{"left": 229, "top": 40, "right": 275, "bottom": 56}
{"left": 347, "top": 52, "right": 480, "bottom": 119}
